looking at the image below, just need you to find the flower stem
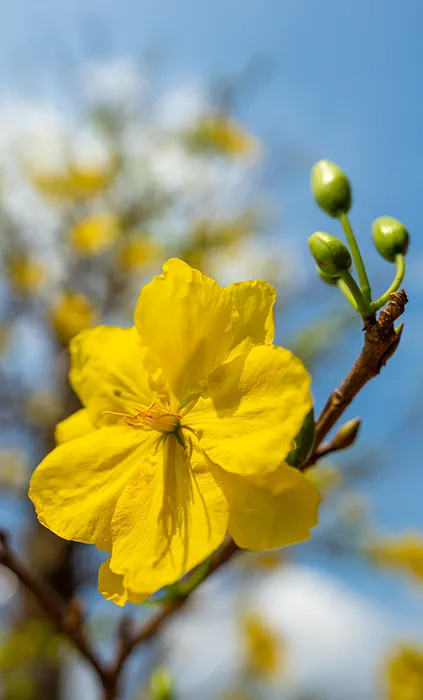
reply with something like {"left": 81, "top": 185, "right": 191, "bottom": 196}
{"left": 338, "top": 269, "right": 373, "bottom": 318}
{"left": 370, "top": 254, "right": 406, "bottom": 312}
{"left": 337, "top": 278, "right": 358, "bottom": 310}
{"left": 339, "top": 213, "right": 372, "bottom": 304}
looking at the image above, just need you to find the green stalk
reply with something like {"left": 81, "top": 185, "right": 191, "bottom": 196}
{"left": 337, "top": 278, "right": 358, "bottom": 310}
{"left": 370, "top": 254, "right": 405, "bottom": 312}
{"left": 340, "top": 213, "right": 372, "bottom": 304}
{"left": 338, "top": 269, "right": 373, "bottom": 318}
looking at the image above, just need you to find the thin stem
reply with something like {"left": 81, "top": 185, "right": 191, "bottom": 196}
{"left": 340, "top": 213, "right": 372, "bottom": 303}
{"left": 337, "top": 278, "right": 358, "bottom": 310}
{"left": 338, "top": 269, "right": 372, "bottom": 318}
{"left": 370, "top": 255, "right": 406, "bottom": 312}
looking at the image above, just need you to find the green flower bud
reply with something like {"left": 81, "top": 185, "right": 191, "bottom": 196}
{"left": 372, "top": 216, "right": 409, "bottom": 262}
{"left": 150, "top": 667, "right": 175, "bottom": 700}
{"left": 308, "top": 231, "right": 352, "bottom": 276}
{"left": 287, "top": 409, "right": 315, "bottom": 468}
{"left": 311, "top": 160, "right": 352, "bottom": 217}
{"left": 330, "top": 417, "right": 361, "bottom": 452}
{"left": 317, "top": 267, "right": 339, "bottom": 285}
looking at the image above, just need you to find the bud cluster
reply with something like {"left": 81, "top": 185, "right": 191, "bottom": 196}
{"left": 308, "top": 160, "right": 409, "bottom": 316}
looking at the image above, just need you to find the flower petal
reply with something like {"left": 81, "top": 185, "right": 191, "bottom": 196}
{"left": 188, "top": 344, "right": 312, "bottom": 476}
{"left": 110, "top": 435, "right": 228, "bottom": 596}
{"left": 214, "top": 462, "right": 321, "bottom": 549}
{"left": 55, "top": 409, "right": 94, "bottom": 444}
{"left": 135, "top": 258, "right": 237, "bottom": 402}
{"left": 29, "top": 426, "right": 155, "bottom": 551}
{"left": 69, "top": 325, "right": 167, "bottom": 426}
{"left": 98, "top": 558, "right": 147, "bottom": 606}
{"left": 228, "top": 280, "right": 276, "bottom": 347}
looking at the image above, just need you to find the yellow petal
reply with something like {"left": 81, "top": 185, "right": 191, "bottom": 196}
{"left": 135, "top": 258, "right": 237, "bottom": 402}
{"left": 98, "top": 558, "right": 147, "bottom": 606}
{"left": 109, "top": 435, "right": 228, "bottom": 596}
{"left": 188, "top": 344, "right": 312, "bottom": 477}
{"left": 69, "top": 325, "right": 167, "bottom": 426}
{"left": 29, "top": 427, "right": 155, "bottom": 551}
{"left": 228, "top": 280, "right": 276, "bottom": 347}
{"left": 55, "top": 409, "right": 94, "bottom": 444}
{"left": 214, "top": 462, "right": 320, "bottom": 549}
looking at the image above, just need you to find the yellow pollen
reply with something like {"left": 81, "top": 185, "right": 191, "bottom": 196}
{"left": 103, "top": 398, "right": 183, "bottom": 434}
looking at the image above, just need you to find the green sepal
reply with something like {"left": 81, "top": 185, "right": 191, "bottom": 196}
{"left": 286, "top": 408, "right": 315, "bottom": 467}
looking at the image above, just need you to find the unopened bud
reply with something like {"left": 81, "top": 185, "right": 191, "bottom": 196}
{"left": 311, "top": 160, "right": 352, "bottom": 218}
{"left": 330, "top": 417, "right": 361, "bottom": 451}
{"left": 150, "top": 667, "right": 175, "bottom": 700}
{"left": 308, "top": 231, "right": 352, "bottom": 276}
{"left": 287, "top": 409, "right": 315, "bottom": 468}
{"left": 372, "top": 216, "right": 409, "bottom": 262}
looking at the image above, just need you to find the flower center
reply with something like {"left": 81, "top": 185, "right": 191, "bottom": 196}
{"left": 104, "top": 394, "right": 183, "bottom": 434}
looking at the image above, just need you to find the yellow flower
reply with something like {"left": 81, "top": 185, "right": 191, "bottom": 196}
{"left": 29, "top": 258, "right": 320, "bottom": 605}
{"left": 68, "top": 159, "right": 117, "bottom": 198}
{"left": 188, "top": 116, "right": 259, "bottom": 158}
{"left": 27, "top": 168, "right": 76, "bottom": 199}
{"left": 70, "top": 213, "right": 120, "bottom": 256}
{"left": 385, "top": 644, "right": 423, "bottom": 700}
{"left": 241, "top": 613, "right": 282, "bottom": 678}
{"left": 369, "top": 532, "right": 423, "bottom": 582}
{"left": 6, "top": 256, "right": 45, "bottom": 295}
{"left": 27, "top": 160, "right": 117, "bottom": 201}
{"left": 51, "top": 292, "right": 96, "bottom": 345}
{"left": 118, "top": 235, "right": 163, "bottom": 272}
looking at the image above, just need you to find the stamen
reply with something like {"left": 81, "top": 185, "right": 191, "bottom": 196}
{"left": 103, "top": 397, "right": 183, "bottom": 434}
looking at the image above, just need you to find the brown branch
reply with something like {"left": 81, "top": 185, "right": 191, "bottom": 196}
{"left": 304, "top": 289, "right": 407, "bottom": 467}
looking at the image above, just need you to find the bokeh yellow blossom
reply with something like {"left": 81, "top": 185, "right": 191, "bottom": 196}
{"left": 26, "top": 167, "right": 76, "bottom": 200}
{"left": 0, "top": 449, "right": 29, "bottom": 490}
{"left": 0, "top": 323, "right": 10, "bottom": 356}
{"left": 118, "top": 235, "right": 163, "bottom": 272}
{"left": 67, "top": 158, "right": 118, "bottom": 198}
{"left": 0, "top": 620, "right": 61, "bottom": 700}
{"left": 241, "top": 613, "right": 282, "bottom": 679}
{"left": 50, "top": 292, "right": 96, "bottom": 345}
{"left": 307, "top": 463, "right": 342, "bottom": 497}
{"left": 26, "top": 392, "right": 63, "bottom": 429}
{"left": 368, "top": 532, "right": 423, "bottom": 583}
{"left": 70, "top": 212, "right": 120, "bottom": 256}
{"left": 6, "top": 256, "right": 45, "bottom": 296}
{"left": 27, "top": 159, "right": 117, "bottom": 201}
{"left": 30, "top": 258, "right": 320, "bottom": 605}
{"left": 188, "top": 115, "right": 259, "bottom": 158}
{"left": 384, "top": 644, "right": 423, "bottom": 700}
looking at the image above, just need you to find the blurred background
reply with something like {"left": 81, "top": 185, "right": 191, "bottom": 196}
{"left": 0, "top": 1, "right": 422, "bottom": 699}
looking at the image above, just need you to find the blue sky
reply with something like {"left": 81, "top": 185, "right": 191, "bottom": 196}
{"left": 1, "top": 0, "right": 423, "bottom": 689}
